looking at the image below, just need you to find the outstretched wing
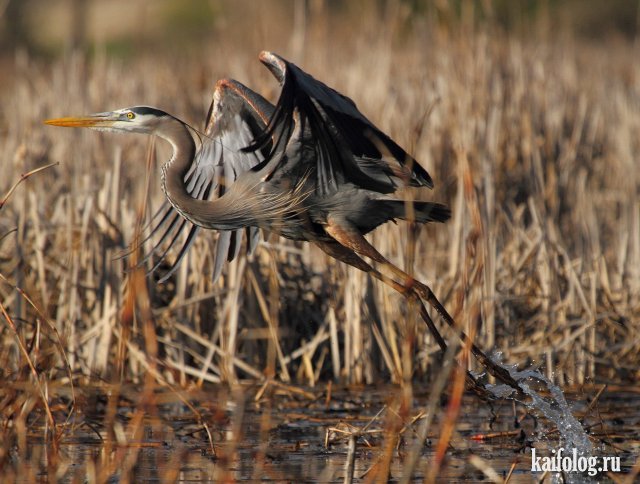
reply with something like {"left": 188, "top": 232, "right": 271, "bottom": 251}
{"left": 143, "top": 79, "right": 274, "bottom": 283}
{"left": 248, "top": 51, "right": 433, "bottom": 197}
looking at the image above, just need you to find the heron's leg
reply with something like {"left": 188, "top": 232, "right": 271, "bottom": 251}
{"left": 316, "top": 240, "right": 499, "bottom": 395}
{"left": 324, "top": 218, "right": 453, "bottom": 319}
{"left": 314, "top": 241, "right": 448, "bottom": 352}
{"left": 324, "top": 219, "right": 520, "bottom": 389}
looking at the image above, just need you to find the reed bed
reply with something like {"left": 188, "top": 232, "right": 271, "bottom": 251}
{"left": 1, "top": 5, "right": 639, "bottom": 481}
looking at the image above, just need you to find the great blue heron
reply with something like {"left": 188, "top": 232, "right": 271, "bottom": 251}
{"left": 46, "top": 51, "right": 517, "bottom": 389}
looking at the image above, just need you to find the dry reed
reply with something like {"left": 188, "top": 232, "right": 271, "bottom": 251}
{"left": 1, "top": 2, "right": 639, "bottom": 481}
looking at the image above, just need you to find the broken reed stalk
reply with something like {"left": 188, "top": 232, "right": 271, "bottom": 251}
{"left": 0, "top": 301, "right": 57, "bottom": 433}
{"left": 343, "top": 434, "right": 357, "bottom": 484}
{"left": 0, "top": 162, "right": 59, "bottom": 212}
{"left": 0, "top": 273, "right": 77, "bottom": 423}
{"left": 399, "top": 336, "right": 459, "bottom": 483}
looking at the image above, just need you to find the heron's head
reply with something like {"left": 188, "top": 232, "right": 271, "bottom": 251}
{"left": 45, "top": 106, "right": 172, "bottom": 135}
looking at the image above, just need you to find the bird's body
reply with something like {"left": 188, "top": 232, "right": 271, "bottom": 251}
{"left": 45, "top": 52, "right": 520, "bottom": 390}
{"left": 162, "top": 110, "right": 447, "bottom": 241}
{"left": 47, "top": 52, "right": 448, "bottom": 282}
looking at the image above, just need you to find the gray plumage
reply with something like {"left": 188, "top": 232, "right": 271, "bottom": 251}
{"left": 46, "top": 51, "right": 450, "bottom": 284}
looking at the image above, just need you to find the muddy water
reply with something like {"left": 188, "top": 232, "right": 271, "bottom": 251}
{"left": 11, "top": 385, "right": 640, "bottom": 482}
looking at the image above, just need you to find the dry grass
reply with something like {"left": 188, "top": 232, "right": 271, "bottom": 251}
{"left": 1, "top": 3, "right": 639, "bottom": 481}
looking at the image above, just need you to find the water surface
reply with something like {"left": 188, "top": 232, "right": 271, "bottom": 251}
{"left": 6, "top": 383, "right": 639, "bottom": 482}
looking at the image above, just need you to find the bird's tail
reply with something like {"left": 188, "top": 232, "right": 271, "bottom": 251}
{"left": 386, "top": 201, "right": 451, "bottom": 224}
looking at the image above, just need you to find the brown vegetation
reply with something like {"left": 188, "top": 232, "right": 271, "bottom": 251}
{"left": 0, "top": 2, "right": 638, "bottom": 481}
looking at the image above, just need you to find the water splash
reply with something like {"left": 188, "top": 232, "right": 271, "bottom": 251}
{"left": 486, "top": 363, "right": 597, "bottom": 483}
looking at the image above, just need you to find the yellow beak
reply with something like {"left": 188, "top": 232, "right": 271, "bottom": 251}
{"left": 44, "top": 113, "right": 117, "bottom": 128}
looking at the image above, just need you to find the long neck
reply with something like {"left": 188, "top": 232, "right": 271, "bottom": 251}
{"left": 158, "top": 118, "right": 255, "bottom": 230}
{"left": 159, "top": 118, "right": 197, "bottom": 205}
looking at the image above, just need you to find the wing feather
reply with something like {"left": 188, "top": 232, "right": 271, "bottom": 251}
{"left": 250, "top": 51, "right": 433, "bottom": 195}
{"left": 141, "top": 52, "right": 427, "bottom": 282}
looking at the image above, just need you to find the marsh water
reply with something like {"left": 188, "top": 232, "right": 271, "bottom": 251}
{"left": 8, "top": 381, "right": 639, "bottom": 483}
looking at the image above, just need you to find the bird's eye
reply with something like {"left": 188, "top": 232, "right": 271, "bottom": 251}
{"left": 126, "top": 112, "right": 135, "bottom": 119}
